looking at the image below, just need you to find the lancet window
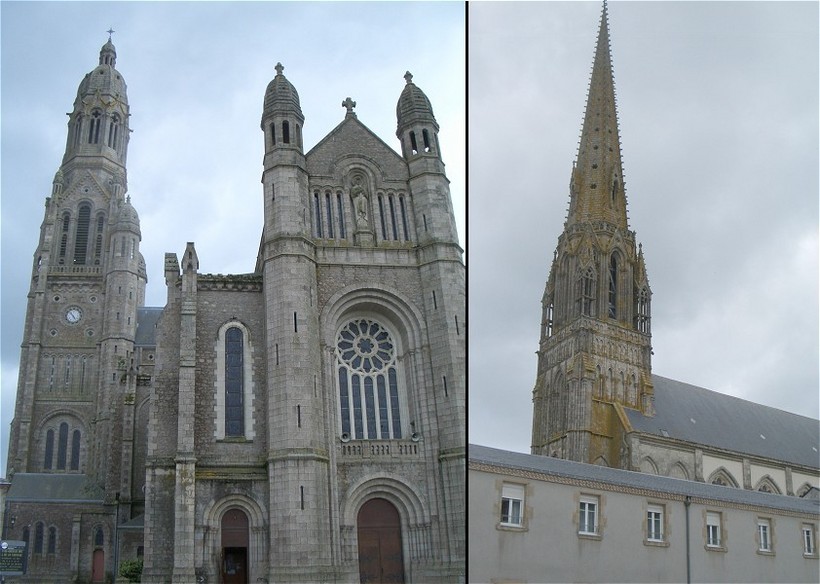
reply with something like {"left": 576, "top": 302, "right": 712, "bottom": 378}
{"left": 608, "top": 255, "right": 618, "bottom": 318}
{"left": 577, "top": 267, "right": 596, "bottom": 317}
{"left": 635, "top": 286, "right": 650, "bottom": 333}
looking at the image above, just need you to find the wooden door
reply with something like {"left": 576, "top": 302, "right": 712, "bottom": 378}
{"left": 221, "top": 508, "right": 249, "bottom": 584}
{"left": 91, "top": 549, "right": 105, "bottom": 583}
{"left": 357, "top": 498, "right": 404, "bottom": 583}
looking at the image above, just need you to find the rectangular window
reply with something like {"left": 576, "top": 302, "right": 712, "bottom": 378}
{"left": 706, "top": 511, "right": 721, "bottom": 548}
{"left": 647, "top": 505, "right": 664, "bottom": 542}
{"left": 758, "top": 519, "right": 771, "bottom": 552}
{"left": 579, "top": 496, "right": 598, "bottom": 534}
{"left": 804, "top": 524, "right": 816, "bottom": 555}
{"left": 500, "top": 483, "right": 525, "bottom": 527}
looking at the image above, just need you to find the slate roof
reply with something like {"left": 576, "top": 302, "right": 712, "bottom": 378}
{"left": 135, "top": 307, "right": 162, "bottom": 347}
{"left": 624, "top": 375, "right": 820, "bottom": 469}
{"left": 470, "top": 444, "right": 820, "bottom": 516}
{"left": 6, "top": 474, "right": 104, "bottom": 503}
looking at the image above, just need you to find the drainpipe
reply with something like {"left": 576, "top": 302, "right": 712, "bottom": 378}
{"left": 684, "top": 496, "right": 691, "bottom": 584}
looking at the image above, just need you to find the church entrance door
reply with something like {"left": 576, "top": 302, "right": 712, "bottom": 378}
{"left": 91, "top": 549, "right": 105, "bottom": 582}
{"left": 221, "top": 508, "right": 249, "bottom": 584}
{"left": 357, "top": 498, "right": 404, "bottom": 583}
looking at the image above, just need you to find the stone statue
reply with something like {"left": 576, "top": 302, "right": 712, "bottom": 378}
{"left": 352, "top": 179, "right": 368, "bottom": 228}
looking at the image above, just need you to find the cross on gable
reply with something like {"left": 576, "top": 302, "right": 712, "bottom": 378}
{"left": 342, "top": 97, "right": 357, "bottom": 115}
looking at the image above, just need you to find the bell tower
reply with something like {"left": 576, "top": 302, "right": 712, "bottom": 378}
{"left": 531, "top": 2, "right": 653, "bottom": 468}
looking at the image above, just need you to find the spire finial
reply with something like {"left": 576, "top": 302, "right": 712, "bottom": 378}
{"left": 107, "top": 28, "right": 115, "bottom": 41}
{"left": 275, "top": 62, "right": 284, "bottom": 76}
{"left": 404, "top": 71, "right": 413, "bottom": 84}
{"left": 342, "top": 97, "right": 357, "bottom": 117}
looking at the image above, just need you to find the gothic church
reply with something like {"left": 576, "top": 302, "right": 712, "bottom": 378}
{"left": 530, "top": 2, "right": 818, "bottom": 495}
{"left": 3, "top": 38, "right": 465, "bottom": 583}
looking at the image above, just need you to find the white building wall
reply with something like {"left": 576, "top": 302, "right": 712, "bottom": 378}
{"left": 469, "top": 463, "right": 820, "bottom": 584}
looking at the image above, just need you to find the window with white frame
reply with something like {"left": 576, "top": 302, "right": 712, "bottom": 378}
{"left": 757, "top": 518, "right": 772, "bottom": 552}
{"left": 336, "top": 318, "right": 405, "bottom": 440}
{"left": 706, "top": 511, "right": 722, "bottom": 548}
{"left": 647, "top": 504, "right": 664, "bottom": 542}
{"left": 803, "top": 524, "right": 816, "bottom": 556}
{"left": 214, "top": 322, "right": 255, "bottom": 440}
{"left": 579, "top": 496, "right": 599, "bottom": 535}
{"left": 500, "top": 483, "right": 525, "bottom": 527}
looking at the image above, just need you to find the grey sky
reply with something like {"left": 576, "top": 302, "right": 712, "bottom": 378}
{"left": 468, "top": 1, "right": 819, "bottom": 453}
{"left": 0, "top": 1, "right": 465, "bottom": 473}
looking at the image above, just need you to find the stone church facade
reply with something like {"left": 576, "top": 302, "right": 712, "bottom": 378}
{"left": 4, "top": 39, "right": 464, "bottom": 584}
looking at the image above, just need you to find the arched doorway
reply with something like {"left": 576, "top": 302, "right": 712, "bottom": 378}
{"left": 221, "top": 508, "right": 249, "bottom": 584}
{"left": 357, "top": 498, "right": 404, "bottom": 583}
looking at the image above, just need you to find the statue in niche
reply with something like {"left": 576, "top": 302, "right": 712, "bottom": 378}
{"left": 351, "top": 177, "right": 369, "bottom": 228}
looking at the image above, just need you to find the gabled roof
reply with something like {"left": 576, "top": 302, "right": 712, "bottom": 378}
{"left": 135, "top": 307, "right": 163, "bottom": 347}
{"left": 625, "top": 375, "right": 820, "bottom": 469}
{"left": 469, "top": 444, "right": 819, "bottom": 516}
{"left": 7, "top": 473, "right": 104, "bottom": 503}
{"left": 306, "top": 116, "right": 408, "bottom": 180}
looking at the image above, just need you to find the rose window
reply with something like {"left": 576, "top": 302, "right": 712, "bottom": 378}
{"left": 336, "top": 319, "right": 402, "bottom": 440}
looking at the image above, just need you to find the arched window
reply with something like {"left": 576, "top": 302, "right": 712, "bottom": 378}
{"left": 325, "top": 192, "right": 334, "bottom": 238}
{"left": 577, "top": 267, "right": 596, "bottom": 317}
{"left": 422, "top": 129, "right": 431, "bottom": 152}
{"left": 94, "top": 213, "right": 105, "bottom": 264}
{"left": 34, "top": 522, "right": 45, "bottom": 554}
{"left": 57, "top": 422, "right": 69, "bottom": 470}
{"left": 635, "top": 286, "right": 650, "bottom": 333}
{"left": 337, "top": 192, "right": 346, "bottom": 239}
{"left": 608, "top": 255, "right": 618, "bottom": 318}
{"left": 377, "top": 195, "right": 388, "bottom": 240}
{"left": 336, "top": 319, "right": 404, "bottom": 440}
{"left": 88, "top": 110, "right": 102, "bottom": 144}
{"left": 225, "top": 327, "right": 244, "bottom": 437}
{"left": 398, "top": 196, "right": 409, "bottom": 241}
{"left": 73, "top": 204, "right": 91, "bottom": 265}
{"left": 73, "top": 114, "right": 83, "bottom": 147}
{"left": 215, "top": 323, "right": 254, "bottom": 440}
{"left": 94, "top": 526, "right": 104, "bottom": 547}
{"left": 282, "top": 120, "right": 290, "bottom": 144}
{"left": 44, "top": 429, "right": 54, "bottom": 470}
{"left": 270, "top": 122, "right": 276, "bottom": 145}
{"left": 48, "top": 526, "right": 57, "bottom": 554}
{"left": 107, "top": 114, "right": 120, "bottom": 149}
{"left": 409, "top": 131, "right": 418, "bottom": 155}
{"left": 59, "top": 212, "right": 70, "bottom": 264}
{"left": 313, "top": 192, "right": 323, "bottom": 237}
{"left": 71, "top": 429, "right": 81, "bottom": 470}
{"left": 388, "top": 195, "right": 399, "bottom": 240}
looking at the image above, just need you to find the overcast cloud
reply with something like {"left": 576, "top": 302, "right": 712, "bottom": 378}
{"left": 0, "top": 1, "right": 465, "bottom": 473}
{"left": 468, "top": 1, "right": 819, "bottom": 453}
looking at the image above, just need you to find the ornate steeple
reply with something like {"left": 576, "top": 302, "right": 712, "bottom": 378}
{"left": 531, "top": 2, "right": 654, "bottom": 468}
{"left": 568, "top": 1, "right": 628, "bottom": 230}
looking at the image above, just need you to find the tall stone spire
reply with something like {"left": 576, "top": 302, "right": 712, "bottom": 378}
{"left": 531, "top": 2, "right": 654, "bottom": 467}
{"left": 568, "top": 1, "right": 628, "bottom": 230}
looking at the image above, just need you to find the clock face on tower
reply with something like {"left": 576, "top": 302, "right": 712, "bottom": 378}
{"left": 65, "top": 307, "right": 82, "bottom": 324}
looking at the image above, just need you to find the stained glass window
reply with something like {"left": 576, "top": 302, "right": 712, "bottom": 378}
{"left": 225, "top": 327, "right": 244, "bottom": 436}
{"left": 336, "top": 319, "right": 402, "bottom": 440}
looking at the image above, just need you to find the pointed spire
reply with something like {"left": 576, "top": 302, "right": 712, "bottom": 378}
{"left": 567, "top": 0, "right": 628, "bottom": 230}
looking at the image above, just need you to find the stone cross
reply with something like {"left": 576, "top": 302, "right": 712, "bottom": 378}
{"left": 404, "top": 71, "right": 413, "bottom": 84}
{"left": 342, "top": 97, "right": 357, "bottom": 115}
{"left": 275, "top": 62, "right": 284, "bottom": 76}
{"left": 107, "top": 28, "right": 116, "bottom": 41}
